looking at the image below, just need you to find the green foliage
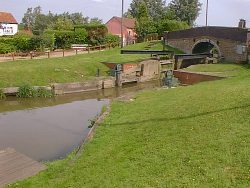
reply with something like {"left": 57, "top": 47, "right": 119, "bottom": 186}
{"left": 168, "top": 0, "right": 202, "bottom": 26}
{"left": 75, "top": 24, "right": 108, "bottom": 45}
{"left": 104, "top": 34, "right": 120, "bottom": 44}
{"left": 45, "top": 29, "right": 87, "bottom": 48}
{"left": 0, "top": 89, "right": 6, "bottom": 100}
{"left": 128, "top": 0, "right": 167, "bottom": 21}
{"left": 157, "top": 19, "right": 189, "bottom": 35}
{"left": 0, "top": 41, "right": 16, "bottom": 54}
{"left": 36, "top": 87, "right": 54, "bottom": 98}
{"left": 17, "top": 84, "right": 37, "bottom": 98}
{"left": 135, "top": 2, "right": 157, "bottom": 41}
{"left": 17, "top": 84, "right": 53, "bottom": 98}
{"left": 49, "top": 17, "right": 74, "bottom": 31}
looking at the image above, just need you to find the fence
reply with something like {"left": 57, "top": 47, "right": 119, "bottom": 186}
{"left": 0, "top": 42, "right": 120, "bottom": 62}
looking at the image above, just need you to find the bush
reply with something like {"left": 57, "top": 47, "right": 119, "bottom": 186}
{"left": 14, "top": 34, "right": 33, "bottom": 52}
{"left": 74, "top": 24, "right": 108, "bottom": 45}
{"left": 17, "top": 85, "right": 54, "bottom": 98}
{"left": 0, "top": 89, "right": 6, "bottom": 100}
{"left": 44, "top": 29, "right": 87, "bottom": 49}
{"left": 104, "top": 34, "right": 120, "bottom": 44}
{"left": 17, "top": 84, "right": 37, "bottom": 98}
{"left": 36, "top": 87, "right": 54, "bottom": 98}
{"left": 0, "top": 42, "right": 15, "bottom": 54}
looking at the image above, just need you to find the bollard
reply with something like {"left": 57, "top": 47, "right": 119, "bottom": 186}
{"left": 96, "top": 68, "right": 100, "bottom": 77}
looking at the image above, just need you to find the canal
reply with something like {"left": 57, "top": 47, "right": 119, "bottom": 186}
{"left": 0, "top": 81, "right": 161, "bottom": 161}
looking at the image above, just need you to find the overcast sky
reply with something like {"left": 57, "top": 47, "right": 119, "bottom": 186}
{"left": 1, "top": 0, "right": 250, "bottom": 27}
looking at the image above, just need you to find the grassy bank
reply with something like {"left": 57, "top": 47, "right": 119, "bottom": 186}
{"left": 9, "top": 63, "right": 250, "bottom": 188}
{"left": 0, "top": 42, "right": 163, "bottom": 88}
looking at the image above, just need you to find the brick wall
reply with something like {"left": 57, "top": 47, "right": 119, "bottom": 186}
{"left": 167, "top": 36, "right": 248, "bottom": 63}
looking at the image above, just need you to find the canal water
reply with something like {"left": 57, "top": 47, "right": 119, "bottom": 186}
{"left": 0, "top": 81, "right": 161, "bottom": 161}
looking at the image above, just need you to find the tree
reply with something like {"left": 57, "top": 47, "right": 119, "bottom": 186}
{"left": 135, "top": 2, "right": 156, "bottom": 41}
{"left": 89, "top": 17, "right": 103, "bottom": 25}
{"left": 128, "top": 0, "right": 167, "bottom": 21}
{"left": 168, "top": 0, "right": 202, "bottom": 26}
{"left": 22, "top": 6, "right": 42, "bottom": 30}
{"left": 49, "top": 17, "right": 73, "bottom": 31}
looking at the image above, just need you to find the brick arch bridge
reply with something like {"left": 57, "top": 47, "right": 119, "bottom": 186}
{"left": 164, "top": 27, "right": 250, "bottom": 63}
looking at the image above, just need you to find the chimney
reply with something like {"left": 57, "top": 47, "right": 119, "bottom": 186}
{"left": 238, "top": 19, "right": 246, "bottom": 28}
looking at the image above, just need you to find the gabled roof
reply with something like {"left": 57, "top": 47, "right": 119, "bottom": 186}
{"left": 0, "top": 12, "right": 18, "bottom": 24}
{"left": 107, "top": 16, "right": 136, "bottom": 29}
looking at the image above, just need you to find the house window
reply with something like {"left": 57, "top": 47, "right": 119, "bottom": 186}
{"left": 128, "top": 31, "right": 131, "bottom": 36}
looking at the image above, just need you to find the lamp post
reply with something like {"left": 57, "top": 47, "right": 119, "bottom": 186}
{"left": 206, "top": 0, "right": 209, "bottom": 26}
{"left": 121, "top": 0, "right": 124, "bottom": 48}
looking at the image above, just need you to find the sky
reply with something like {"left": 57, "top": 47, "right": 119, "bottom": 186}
{"left": 1, "top": 0, "right": 250, "bottom": 27}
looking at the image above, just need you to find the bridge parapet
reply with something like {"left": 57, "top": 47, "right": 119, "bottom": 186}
{"left": 164, "top": 27, "right": 250, "bottom": 63}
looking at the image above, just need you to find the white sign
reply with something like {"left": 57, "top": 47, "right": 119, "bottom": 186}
{"left": 0, "top": 23, "right": 18, "bottom": 36}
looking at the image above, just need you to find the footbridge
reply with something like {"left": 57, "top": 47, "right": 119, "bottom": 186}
{"left": 164, "top": 26, "right": 250, "bottom": 63}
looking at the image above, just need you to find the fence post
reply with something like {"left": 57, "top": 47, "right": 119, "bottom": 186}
{"left": 12, "top": 53, "right": 14, "bottom": 61}
{"left": 47, "top": 52, "right": 50, "bottom": 58}
{"left": 30, "top": 52, "right": 33, "bottom": 59}
{"left": 99, "top": 45, "right": 101, "bottom": 51}
{"left": 63, "top": 49, "right": 65, "bottom": 57}
{"left": 76, "top": 49, "right": 78, "bottom": 55}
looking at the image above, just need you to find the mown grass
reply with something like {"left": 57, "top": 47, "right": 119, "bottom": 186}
{"left": 8, "top": 63, "right": 250, "bottom": 188}
{"left": 0, "top": 42, "right": 162, "bottom": 88}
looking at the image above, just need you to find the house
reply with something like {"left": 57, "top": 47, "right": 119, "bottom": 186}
{"left": 106, "top": 16, "right": 136, "bottom": 46}
{"left": 0, "top": 12, "right": 18, "bottom": 36}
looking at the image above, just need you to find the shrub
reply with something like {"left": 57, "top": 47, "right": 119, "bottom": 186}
{"left": 17, "top": 84, "right": 37, "bottom": 98}
{"left": 74, "top": 24, "right": 108, "bottom": 45}
{"left": 36, "top": 87, "right": 54, "bottom": 98}
{"left": 104, "top": 34, "right": 120, "bottom": 44}
{"left": 0, "top": 89, "right": 6, "bottom": 100}
{"left": 13, "top": 34, "right": 33, "bottom": 52}
{"left": 0, "top": 42, "right": 15, "bottom": 54}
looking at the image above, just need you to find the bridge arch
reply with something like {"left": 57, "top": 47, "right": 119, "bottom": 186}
{"left": 192, "top": 39, "right": 222, "bottom": 58}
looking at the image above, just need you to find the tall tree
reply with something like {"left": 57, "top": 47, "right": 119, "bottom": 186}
{"left": 168, "top": 0, "right": 202, "bottom": 26}
{"left": 128, "top": 0, "right": 167, "bottom": 21}
{"left": 89, "top": 17, "right": 103, "bottom": 25}
{"left": 22, "top": 6, "right": 42, "bottom": 30}
{"left": 135, "top": 2, "right": 156, "bottom": 41}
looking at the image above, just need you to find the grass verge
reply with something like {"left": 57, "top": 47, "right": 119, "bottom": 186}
{"left": 0, "top": 42, "right": 162, "bottom": 88}
{"left": 8, "top": 63, "right": 250, "bottom": 188}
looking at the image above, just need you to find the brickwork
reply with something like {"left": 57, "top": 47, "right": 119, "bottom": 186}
{"left": 165, "top": 27, "right": 250, "bottom": 63}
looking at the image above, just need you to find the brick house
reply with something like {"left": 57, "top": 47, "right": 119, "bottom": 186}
{"left": 106, "top": 16, "right": 136, "bottom": 46}
{"left": 0, "top": 12, "right": 18, "bottom": 36}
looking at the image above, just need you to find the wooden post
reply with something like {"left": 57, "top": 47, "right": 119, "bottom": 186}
{"left": 30, "top": 52, "right": 33, "bottom": 59}
{"left": 63, "top": 49, "right": 65, "bottom": 57}
{"left": 88, "top": 47, "right": 90, "bottom": 54}
{"left": 99, "top": 45, "right": 101, "bottom": 51}
{"left": 76, "top": 49, "right": 78, "bottom": 55}
{"left": 47, "top": 52, "right": 50, "bottom": 58}
{"left": 12, "top": 53, "right": 14, "bottom": 61}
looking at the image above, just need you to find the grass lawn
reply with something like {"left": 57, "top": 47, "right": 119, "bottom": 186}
{"left": 0, "top": 42, "right": 163, "bottom": 88}
{"left": 8, "top": 63, "right": 250, "bottom": 188}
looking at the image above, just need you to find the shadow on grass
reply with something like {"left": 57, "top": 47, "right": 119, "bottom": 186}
{"left": 105, "top": 104, "right": 250, "bottom": 126}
